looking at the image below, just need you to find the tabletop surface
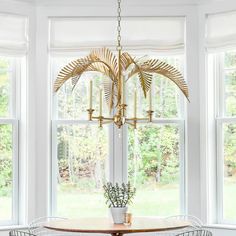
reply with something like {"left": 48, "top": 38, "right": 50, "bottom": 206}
{"left": 44, "top": 217, "right": 190, "bottom": 234}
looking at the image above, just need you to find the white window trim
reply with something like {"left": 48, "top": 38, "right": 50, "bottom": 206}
{"left": 0, "top": 57, "right": 21, "bottom": 226}
{"left": 33, "top": 2, "right": 201, "bottom": 223}
{"left": 212, "top": 52, "right": 236, "bottom": 225}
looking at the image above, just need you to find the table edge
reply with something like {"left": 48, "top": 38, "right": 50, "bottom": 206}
{"left": 44, "top": 224, "right": 190, "bottom": 234}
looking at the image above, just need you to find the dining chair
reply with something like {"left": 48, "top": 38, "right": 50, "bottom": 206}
{"left": 157, "top": 215, "right": 203, "bottom": 236}
{"left": 175, "top": 229, "right": 212, "bottom": 236}
{"left": 166, "top": 215, "right": 203, "bottom": 230}
{"left": 9, "top": 230, "right": 36, "bottom": 236}
{"left": 28, "top": 216, "right": 67, "bottom": 236}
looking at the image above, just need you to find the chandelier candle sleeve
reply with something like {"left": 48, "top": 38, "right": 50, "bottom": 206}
{"left": 99, "top": 88, "right": 103, "bottom": 116}
{"left": 134, "top": 89, "right": 137, "bottom": 117}
{"left": 89, "top": 80, "right": 93, "bottom": 109}
{"left": 149, "top": 89, "right": 152, "bottom": 111}
{"left": 121, "top": 75, "right": 125, "bottom": 104}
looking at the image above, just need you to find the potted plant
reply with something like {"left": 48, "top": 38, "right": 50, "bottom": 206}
{"left": 103, "top": 182, "right": 136, "bottom": 224}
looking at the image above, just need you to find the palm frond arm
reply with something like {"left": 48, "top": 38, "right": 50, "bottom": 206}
{"left": 125, "top": 56, "right": 152, "bottom": 98}
{"left": 128, "top": 59, "right": 189, "bottom": 101}
{"left": 53, "top": 58, "right": 116, "bottom": 92}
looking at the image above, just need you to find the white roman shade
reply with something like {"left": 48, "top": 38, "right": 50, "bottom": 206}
{"left": 0, "top": 13, "right": 28, "bottom": 54}
{"left": 206, "top": 11, "right": 236, "bottom": 50}
{"left": 49, "top": 17, "right": 185, "bottom": 52}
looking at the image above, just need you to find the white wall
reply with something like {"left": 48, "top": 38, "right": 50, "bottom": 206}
{"left": 0, "top": 0, "right": 236, "bottom": 235}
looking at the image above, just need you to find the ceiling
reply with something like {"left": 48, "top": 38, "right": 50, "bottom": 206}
{"left": 4, "top": 0, "right": 229, "bottom": 7}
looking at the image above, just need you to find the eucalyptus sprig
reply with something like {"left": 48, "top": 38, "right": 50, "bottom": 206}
{"left": 103, "top": 182, "right": 136, "bottom": 208}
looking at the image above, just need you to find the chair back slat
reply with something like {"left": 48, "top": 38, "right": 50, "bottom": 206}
{"left": 166, "top": 215, "right": 203, "bottom": 228}
{"left": 175, "top": 229, "right": 212, "bottom": 236}
{"left": 9, "top": 230, "right": 37, "bottom": 236}
{"left": 28, "top": 216, "right": 67, "bottom": 236}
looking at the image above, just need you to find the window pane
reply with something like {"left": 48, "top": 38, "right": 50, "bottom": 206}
{"left": 0, "top": 58, "right": 14, "bottom": 118}
{"left": 223, "top": 123, "right": 236, "bottom": 221}
{"left": 224, "top": 70, "right": 236, "bottom": 117}
{"left": 223, "top": 52, "right": 236, "bottom": 117}
{"left": 55, "top": 124, "right": 109, "bottom": 217}
{"left": 128, "top": 124, "right": 181, "bottom": 216}
{"left": 0, "top": 124, "right": 13, "bottom": 221}
{"left": 224, "top": 51, "right": 236, "bottom": 68}
{"left": 52, "top": 57, "right": 109, "bottom": 120}
{"left": 153, "top": 56, "right": 183, "bottom": 118}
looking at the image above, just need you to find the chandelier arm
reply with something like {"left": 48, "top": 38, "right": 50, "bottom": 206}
{"left": 126, "top": 118, "right": 149, "bottom": 121}
{"left": 125, "top": 121, "right": 135, "bottom": 127}
{"left": 54, "top": 59, "right": 117, "bottom": 92}
{"left": 126, "top": 59, "right": 152, "bottom": 98}
{"left": 133, "top": 69, "right": 188, "bottom": 101}
{"left": 85, "top": 61, "right": 117, "bottom": 82}
{"left": 127, "top": 59, "right": 189, "bottom": 100}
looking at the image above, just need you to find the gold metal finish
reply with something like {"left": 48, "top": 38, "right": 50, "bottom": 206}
{"left": 146, "top": 110, "right": 154, "bottom": 122}
{"left": 53, "top": 0, "right": 189, "bottom": 129}
{"left": 87, "top": 109, "right": 95, "bottom": 121}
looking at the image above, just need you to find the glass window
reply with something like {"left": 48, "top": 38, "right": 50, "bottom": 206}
{"left": 0, "top": 56, "right": 19, "bottom": 225}
{"left": 51, "top": 57, "right": 110, "bottom": 217}
{"left": 127, "top": 55, "right": 185, "bottom": 216}
{"left": 223, "top": 123, "right": 236, "bottom": 221}
{"left": 128, "top": 124, "right": 182, "bottom": 216}
{"left": 212, "top": 50, "right": 236, "bottom": 224}
{"left": 51, "top": 54, "right": 185, "bottom": 218}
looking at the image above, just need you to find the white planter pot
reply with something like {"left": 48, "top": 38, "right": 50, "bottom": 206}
{"left": 110, "top": 207, "right": 128, "bottom": 224}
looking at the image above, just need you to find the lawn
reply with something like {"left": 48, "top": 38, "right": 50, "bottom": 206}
{"left": 49, "top": 181, "right": 236, "bottom": 220}
{"left": 56, "top": 184, "right": 180, "bottom": 218}
{"left": 0, "top": 196, "right": 11, "bottom": 220}
{"left": 1, "top": 182, "right": 236, "bottom": 220}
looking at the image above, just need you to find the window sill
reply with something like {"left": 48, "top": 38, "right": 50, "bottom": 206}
{"left": 206, "top": 224, "right": 236, "bottom": 230}
{"left": 0, "top": 225, "right": 28, "bottom": 232}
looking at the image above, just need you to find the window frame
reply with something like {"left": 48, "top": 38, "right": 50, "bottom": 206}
{"left": 50, "top": 51, "right": 187, "bottom": 217}
{"left": 0, "top": 56, "right": 21, "bottom": 226}
{"left": 213, "top": 51, "right": 236, "bottom": 224}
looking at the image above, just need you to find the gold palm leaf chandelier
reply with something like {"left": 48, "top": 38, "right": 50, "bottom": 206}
{"left": 54, "top": 0, "right": 189, "bottom": 129}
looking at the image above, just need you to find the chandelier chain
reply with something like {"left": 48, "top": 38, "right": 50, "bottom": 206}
{"left": 117, "top": 0, "right": 122, "bottom": 51}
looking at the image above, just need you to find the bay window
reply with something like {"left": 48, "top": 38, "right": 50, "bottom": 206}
{"left": 207, "top": 11, "right": 236, "bottom": 225}
{"left": 50, "top": 17, "right": 186, "bottom": 217}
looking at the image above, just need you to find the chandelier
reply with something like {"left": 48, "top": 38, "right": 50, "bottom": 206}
{"left": 53, "top": 0, "right": 189, "bottom": 129}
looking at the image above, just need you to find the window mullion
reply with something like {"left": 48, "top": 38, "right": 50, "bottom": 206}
{"left": 216, "top": 119, "right": 224, "bottom": 223}
{"left": 50, "top": 120, "right": 58, "bottom": 216}
{"left": 179, "top": 120, "right": 186, "bottom": 214}
{"left": 12, "top": 119, "right": 19, "bottom": 224}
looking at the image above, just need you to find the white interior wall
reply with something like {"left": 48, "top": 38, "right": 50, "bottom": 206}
{"left": 0, "top": 0, "right": 236, "bottom": 235}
